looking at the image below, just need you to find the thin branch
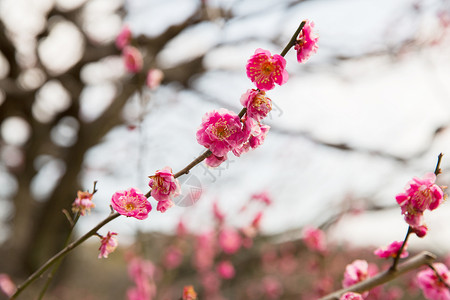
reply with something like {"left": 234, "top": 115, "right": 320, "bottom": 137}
{"left": 11, "top": 212, "right": 121, "bottom": 299}
{"left": 320, "top": 251, "right": 436, "bottom": 300}
{"left": 280, "top": 20, "right": 306, "bottom": 57}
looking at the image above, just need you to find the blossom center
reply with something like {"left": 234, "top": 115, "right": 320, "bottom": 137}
{"left": 261, "top": 61, "right": 275, "bottom": 75}
{"left": 212, "top": 120, "right": 235, "bottom": 140}
{"left": 125, "top": 202, "right": 136, "bottom": 211}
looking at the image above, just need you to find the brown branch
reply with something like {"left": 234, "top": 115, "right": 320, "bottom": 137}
{"left": 320, "top": 251, "right": 436, "bottom": 300}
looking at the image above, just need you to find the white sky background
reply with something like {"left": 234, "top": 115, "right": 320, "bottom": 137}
{"left": 1, "top": 0, "right": 450, "bottom": 253}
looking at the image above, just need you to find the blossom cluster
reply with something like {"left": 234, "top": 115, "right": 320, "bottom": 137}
{"left": 396, "top": 172, "right": 445, "bottom": 237}
{"left": 197, "top": 21, "right": 318, "bottom": 167}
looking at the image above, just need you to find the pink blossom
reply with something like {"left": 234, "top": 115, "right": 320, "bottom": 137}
{"left": 111, "top": 188, "right": 152, "bottom": 219}
{"left": 217, "top": 260, "right": 235, "bottom": 279}
{"left": 123, "top": 46, "right": 143, "bottom": 73}
{"left": 246, "top": 48, "right": 288, "bottom": 91}
{"left": 417, "top": 263, "right": 450, "bottom": 300}
{"left": 146, "top": 68, "right": 164, "bottom": 90}
{"left": 156, "top": 199, "right": 174, "bottom": 213}
{"left": 413, "top": 224, "right": 429, "bottom": 238}
{"left": 219, "top": 228, "right": 242, "bottom": 255}
{"left": 127, "top": 257, "right": 157, "bottom": 300}
{"left": 72, "top": 190, "right": 95, "bottom": 216}
{"left": 98, "top": 231, "right": 118, "bottom": 259}
{"left": 340, "top": 292, "right": 364, "bottom": 300}
{"left": 0, "top": 274, "right": 16, "bottom": 297}
{"left": 177, "top": 220, "right": 187, "bottom": 237}
{"left": 182, "top": 285, "right": 198, "bottom": 300}
{"left": 343, "top": 260, "right": 369, "bottom": 288}
{"left": 374, "top": 241, "right": 408, "bottom": 259}
{"left": 302, "top": 225, "right": 327, "bottom": 253}
{"left": 193, "top": 232, "right": 216, "bottom": 272}
{"left": 396, "top": 172, "right": 444, "bottom": 233}
{"left": 205, "top": 153, "right": 228, "bottom": 167}
{"left": 196, "top": 109, "right": 248, "bottom": 157}
{"left": 148, "top": 166, "right": 180, "bottom": 203}
{"left": 262, "top": 276, "right": 283, "bottom": 299}
{"left": 232, "top": 117, "right": 269, "bottom": 157}
{"left": 295, "top": 20, "right": 319, "bottom": 63}
{"left": 251, "top": 191, "right": 272, "bottom": 205}
{"left": 240, "top": 89, "right": 272, "bottom": 122}
{"left": 164, "top": 246, "right": 183, "bottom": 269}
{"left": 213, "top": 201, "right": 225, "bottom": 225}
{"left": 116, "top": 25, "right": 132, "bottom": 49}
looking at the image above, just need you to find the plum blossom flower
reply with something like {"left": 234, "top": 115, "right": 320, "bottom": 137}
{"left": 72, "top": 190, "right": 95, "bottom": 216}
{"left": 232, "top": 117, "right": 270, "bottom": 157}
{"left": 196, "top": 109, "right": 248, "bottom": 157}
{"left": 156, "top": 200, "right": 173, "bottom": 213}
{"left": 246, "top": 48, "right": 288, "bottom": 91}
{"left": 123, "top": 46, "right": 143, "bottom": 73}
{"left": 219, "top": 228, "right": 242, "bottom": 254}
{"left": 343, "top": 260, "right": 369, "bottom": 288}
{"left": 217, "top": 260, "right": 235, "bottom": 279}
{"left": 340, "top": 292, "right": 364, "bottom": 300}
{"left": 116, "top": 25, "right": 132, "bottom": 49}
{"left": 396, "top": 172, "right": 445, "bottom": 235}
{"left": 205, "top": 153, "right": 228, "bottom": 167}
{"left": 417, "top": 263, "right": 450, "bottom": 300}
{"left": 295, "top": 20, "right": 319, "bottom": 63}
{"left": 111, "top": 188, "right": 152, "bottom": 220}
{"left": 146, "top": 68, "right": 164, "bottom": 90}
{"left": 98, "top": 231, "right": 118, "bottom": 258}
{"left": 0, "top": 274, "right": 16, "bottom": 297}
{"left": 182, "top": 285, "right": 198, "bottom": 300}
{"left": 240, "top": 89, "right": 272, "bottom": 122}
{"left": 148, "top": 167, "right": 180, "bottom": 205}
{"left": 302, "top": 225, "right": 327, "bottom": 253}
{"left": 213, "top": 201, "right": 225, "bottom": 225}
{"left": 374, "top": 241, "right": 408, "bottom": 259}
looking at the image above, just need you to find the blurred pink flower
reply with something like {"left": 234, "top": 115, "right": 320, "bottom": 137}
{"left": 417, "top": 263, "right": 450, "bottom": 300}
{"left": 295, "top": 20, "right": 319, "bottom": 63}
{"left": 205, "top": 153, "right": 228, "bottom": 167}
{"left": 374, "top": 240, "right": 408, "bottom": 259}
{"left": 111, "top": 188, "right": 152, "bottom": 219}
{"left": 148, "top": 166, "right": 180, "bottom": 203}
{"left": 0, "top": 274, "right": 16, "bottom": 297}
{"left": 213, "top": 201, "right": 225, "bottom": 225}
{"left": 98, "top": 231, "right": 118, "bottom": 259}
{"left": 302, "top": 225, "right": 327, "bottom": 253}
{"left": 340, "top": 292, "right": 363, "bottom": 300}
{"left": 246, "top": 48, "right": 288, "bottom": 91}
{"left": 342, "top": 260, "right": 369, "bottom": 289}
{"left": 72, "top": 190, "right": 95, "bottom": 216}
{"left": 219, "top": 228, "right": 242, "bottom": 255}
{"left": 262, "top": 276, "right": 283, "bottom": 299}
{"left": 164, "top": 246, "right": 183, "bottom": 269}
{"left": 217, "top": 260, "right": 235, "bottom": 279}
{"left": 127, "top": 257, "right": 157, "bottom": 300}
{"left": 240, "top": 89, "right": 272, "bottom": 122}
{"left": 196, "top": 109, "right": 248, "bottom": 157}
{"left": 177, "top": 220, "right": 187, "bottom": 236}
{"left": 123, "top": 46, "right": 143, "bottom": 73}
{"left": 116, "top": 25, "right": 132, "bottom": 49}
{"left": 251, "top": 191, "right": 272, "bottom": 205}
{"left": 194, "top": 232, "right": 216, "bottom": 272}
{"left": 146, "top": 68, "right": 164, "bottom": 90}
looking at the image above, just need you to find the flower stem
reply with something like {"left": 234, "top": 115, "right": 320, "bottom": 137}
{"left": 434, "top": 153, "right": 444, "bottom": 176}
{"left": 280, "top": 20, "right": 306, "bottom": 57}
{"left": 390, "top": 226, "right": 412, "bottom": 271}
{"left": 10, "top": 212, "right": 121, "bottom": 299}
